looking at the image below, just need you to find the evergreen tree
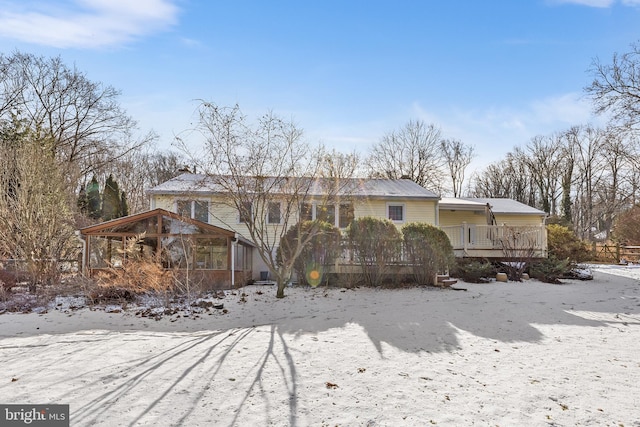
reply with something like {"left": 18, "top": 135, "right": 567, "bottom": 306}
{"left": 77, "top": 184, "right": 88, "bottom": 214}
{"left": 120, "top": 191, "right": 129, "bottom": 217}
{"left": 102, "top": 174, "right": 122, "bottom": 221}
{"left": 86, "top": 176, "right": 101, "bottom": 219}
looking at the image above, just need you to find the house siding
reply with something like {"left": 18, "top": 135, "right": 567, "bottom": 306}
{"left": 493, "top": 214, "right": 545, "bottom": 226}
{"left": 153, "top": 195, "right": 439, "bottom": 231}
{"left": 152, "top": 195, "right": 175, "bottom": 211}
{"left": 151, "top": 194, "right": 439, "bottom": 280}
{"left": 438, "top": 210, "right": 487, "bottom": 227}
{"left": 354, "top": 199, "right": 437, "bottom": 226}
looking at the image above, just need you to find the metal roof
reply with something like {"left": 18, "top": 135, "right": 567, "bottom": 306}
{"left": 439, "top": 197, "right": 488, "bottom": 211}
{"left": 461, "top": 198, "right": 546, "bottom": 216}
{"left": 147, "top": 173, "right": 439, "bottom": 200}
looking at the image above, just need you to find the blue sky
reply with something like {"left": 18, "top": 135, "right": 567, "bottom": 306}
{"left": 0, "top": 0, "right": 639, "bottom": 172}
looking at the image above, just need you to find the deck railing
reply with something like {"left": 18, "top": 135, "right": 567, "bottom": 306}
{"left": 439, "top": 223, "right": 547, "bottom": 258}
{"left": 332, "top": 223, "right": 547, "bottom": 267}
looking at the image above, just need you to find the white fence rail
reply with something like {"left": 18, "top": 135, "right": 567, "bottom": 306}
{"left": 440, "top": 223, "right": 547, "bottom": 257}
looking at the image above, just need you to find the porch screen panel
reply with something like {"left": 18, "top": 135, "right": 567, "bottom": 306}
{"left": 89, "top": 236, "right": 124, "bottom": 268}
{"left": 195, "top": 238, "right": 227, "bottom": 270}
{"left": 162, "top": 236, "right": 192, "bottom": 268}
{"left": 234, "top": 244, "right": 244, "bottom": 271}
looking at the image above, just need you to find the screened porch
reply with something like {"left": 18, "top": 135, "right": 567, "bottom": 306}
{"left": 79, "top": 209, "right": 253, "bottom": 289}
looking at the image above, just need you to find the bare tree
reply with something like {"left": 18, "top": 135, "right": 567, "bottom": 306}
{"left": 99, "top": 148, "right": 187, "bottom": 214}
{"left": 613, "top": 205, "right": 640, "bottom": 245}
{"left": 178, "top": 103, "right": 356, "bottom": 298}
{"left": 367, "top": 120, "right": 444, "bottom": 191}
{"left": 441, "top": 138, "right": 475, "bottom": 197}
{"left": 598, "top": 129, "right": 626, "bottom": 238}
{"left": 498, "top": 227, "right": 538, "bottom": 281}
{"left": 586, "top": 41, "right": 640, "bottom": 130}
{"left": 568, "top": 125, "right": 606, "bottom": 239}
{"left": 470, "top": 152, "right": 536, "bottom": 206}
{"left": 557, "top": 130, "right": 577, "bottom": 225}
{"left": 319, "top": 149, "right": 361, "bottom": 179}
{"left": 522, "top": 135, "right": 563, "bottom": 215}
{"left": 0, "top": 126, "right": 76, "bottom": 289}
{"left": 0, "top": 51, "right": 153, "bottom": 180}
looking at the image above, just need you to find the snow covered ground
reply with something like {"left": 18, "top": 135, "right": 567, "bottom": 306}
{"left": 1, "top": 266, "right": 639, "bottom": 426}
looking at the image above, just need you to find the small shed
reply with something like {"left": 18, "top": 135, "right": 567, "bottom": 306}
{"left": 78, "top": 208, "right": 253, "bottom": 289}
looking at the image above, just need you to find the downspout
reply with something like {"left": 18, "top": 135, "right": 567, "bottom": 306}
{"left": 75, "top": 231, "right": 87, "bottom": 277}
{"left": 231, "top": 233, "right": 238, "bottom": 289}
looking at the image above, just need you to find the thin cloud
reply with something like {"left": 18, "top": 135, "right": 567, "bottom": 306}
{"left": 550, "top": 0, "right": 615, "bottom": 7}
{"left": 530, "top": 93, "right": 594, "bottom": 125}
{"left": 0, "top": 0, "right": 179, "bottom": 49}
{"left": 179, "top": 37, "right": 204, "bottom": 49}
{"left": 409, "top": 93, "right": 605, "bottom": 170}
{"left": 549, "top": 0, "right": 640, "bottom": 7}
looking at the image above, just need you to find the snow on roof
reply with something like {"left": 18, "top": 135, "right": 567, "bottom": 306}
{"left": 438, "top": 197, "right": 488, "bottom": 211}
{"left": 462, "top": 198, "right": 546, "bottom": 216}
{"left": 147, "top": 173, "right": 439, "bottom": 200}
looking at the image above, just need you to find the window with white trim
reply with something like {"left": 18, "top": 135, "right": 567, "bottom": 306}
{"left": 300, "top": 203, "right": 313, "bottom": 222}
{"left": 387, "top": 204, "right": 405, "bottom": 222}
{"left": 316, "top": 204, "right": 336, "bottom": 225}
{"left": 299, "top": 202, "right": 354, "bottom": 228}
{"left": 338, "top": 203, "right": 354, "bottom": 228}
{"left": 267, "top": 201, "right": 282, "bottom": 224}
{"left": 177, "top": 200, "right": 209, "bottom": 223}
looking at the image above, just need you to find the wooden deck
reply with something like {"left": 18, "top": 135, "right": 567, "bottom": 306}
{"left": 440, "top": 223, "right": 548, "bottom": 259}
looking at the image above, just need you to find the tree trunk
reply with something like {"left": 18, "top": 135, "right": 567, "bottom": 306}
{"left": 276, "top": 281, "right": 286, "bottom": 298}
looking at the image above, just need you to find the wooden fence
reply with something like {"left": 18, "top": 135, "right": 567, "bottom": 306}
{"left": 592, "top": 243, "right": 640, "bottom": 263}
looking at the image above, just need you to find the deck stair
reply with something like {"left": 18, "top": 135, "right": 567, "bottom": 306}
{"left": 436, "top": 274, "right": 457, "bottom": 288}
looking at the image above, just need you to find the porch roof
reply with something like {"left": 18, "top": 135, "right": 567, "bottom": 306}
{"left": 79, "top": 208, "right": 254, "bottom": 246}
{"left": 439, "top": 198, "right": 488, "bottom": 211}
{"left": 462, "top": 198, "right": 546, "bottom": 216}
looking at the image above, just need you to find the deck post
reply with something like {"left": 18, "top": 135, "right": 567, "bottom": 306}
{"left": 462, "top": 222, "right": 468, "bottom": 252}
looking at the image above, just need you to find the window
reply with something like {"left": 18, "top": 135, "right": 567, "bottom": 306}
{"left": 387, "top": 204, "right": 405, "bottom": 222}
{"left": 238, "top": 201, "right": 253, "bottom": 223}
{"left": 177, "top": 200, "right": 191, "bottom": 218}
{"left": 177, "top": 200, "right": 209, "bottom": 223}
{"left": 193, "top": 201, "right": 209, "bottom": 222}
{"left": 316, "top": 204, "right": 335, "bottom": 225}
{"left": 339, "top": 203, "right": 355, "bottom": 228}
{"left": 267, "top": 202, "right": 281, "bottom": 224}
{"left": 299, "top": 202, "right": 353, "bottom": 228}
{"left": 300, "top": 203, "right": 313, "bottom": 222}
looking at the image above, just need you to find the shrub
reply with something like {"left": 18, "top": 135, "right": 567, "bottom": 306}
{"left": 547, "top": 224, "right": 591, "bottom": 262}
{"left": 0, "top": 269, "right": 19, "bottom": 290}
{"left": 93, "top": 235, "right": 176, "bottom": 304}
{"left": 452, "top": 259, "right": 495, "bottom": 283}
{"left": 402, "top": 223, "right": 455, "bottom": 286}
{"left": 497, "top": 226, "right": 539, "bottom": 281}
{"left": 346, "top": 217, "right": 402, "bottom": 287}
{"left": 277, "top": 220, "right": 342, "bottom": 286}
{"left": 529, "top": 256, "right": 571, "bottom": 284}
{"left": 94, "top": 259, "right": 174, "bottom": 302}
